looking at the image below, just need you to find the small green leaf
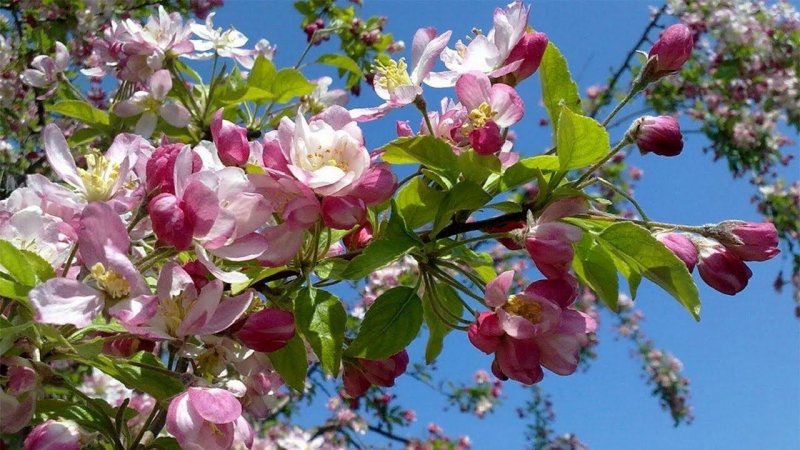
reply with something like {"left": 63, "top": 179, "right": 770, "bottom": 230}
{"left": 267, "top": 334, "right": 308, "bottom": 391}
{"left": 36, "top": 399, "right": 117, "bottom": 439}
{"left": 317, "top": 54, "right": 363, "bottom": 84}
{"left": 572, "top": 234, "right": 619, "bottom": 311}
{"left": 314, "top": 258, "right": 349, "bottom": 280}
{"left": 72, "top": 352, "right": 184, "bottom": 401}
{"left": 247, "top": 56, "right": 277, "bottom": 91}
{"left": 556, "top": 105, "right": 610, "bottom": 170}
{"left": 295, "top": 288, "right": 346, "bottom": 377}
{"left": 458, "top": 150, "right": 501, "bottom": 185}
{"left": 0, "top": 239, "right": 36, "bottom": 286}
{"left": 272, "top": 68, "right": 316, "bottom": 103}
{"left": 498, "top": 155, "right": 558, "bottom": 191}
{"left": 345, "top": 286, "right": 423, "bottom": 359}
{"left": 432, "top": 181, "right": 492, "bottom": 235}
{"left": 395, "top": 177, "right": 446, "bottom": 229}
{"left": 422, "top": 284, "right": 463, "bottom": 364}
{"left": 382, "top": 136, "right": 458, "bottom": 176}
{"left": 51, "top": 100, "right": 109, "bottom": 127}
{"left": 539, "top": 42, "right": 581, "bottom": 136}
{"left": 596, "top": 222, "right": 700, "bottom": 319}
{"left": 20, "top": 249, "right": 55, "bottom": 282}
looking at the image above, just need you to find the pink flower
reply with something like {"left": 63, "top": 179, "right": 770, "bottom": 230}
{"left": 497, "top": 30, "right": 549, "bottom": 85}
{"left": 656, "top": 232, "right": 698, "bottom": 272}
{"left": 342, "top": 351, "right": 409, "bottom": 398}
{"left": 23, "top": 420, "right": 82, "bottom": 450}
{"left": 632, "top": 116, "right": 684, "bottom": 157}
{"left": 166, "top": 387, "right": 249, "bottom": 450}
{"left": 110, "top": 261, "right": 252, "bottom": 340}
{"left": 28, "top": 203, "right": 147, "bottom": 327}
{"left": 211, "top": 109, "right": 250, "bottom": 166}
{"left": 469, "top": 272, "right": 596, "bottom": 384}
{"left": 113, "top": 70, "right": 191, "bottom": 137}
{"left": 343, "top": 223, "right": 373, "bottom": 251}
{"left": 647, "top": 23, "right": 693, "bottom": 74}
{"left": 236, "top": 309, "right": 296, "bottom": 353}
{"left": 696, "top": 239, "right": 752, "bottom": 295}
{"left": 189, "top": 13, "right": 255, "bottom": 68}
{"left": 455, "top": 71, "right": 524, "bottom": 155}
{"left": 717, "top": 220, "right": 779, "bottom": 262}
{"left": 429, "top": 1, "right": 531, "bottom": 87}
{"left": 321, "top": 196, "right": 366, "bottom": 229}
{"left": 524, "top": 197, "right": 587, "bottom": 279}
{"left": 351, "top": 28, "right": 451, "bottom": 121}
{"left": 145, "top": 143, "right": 201, "bottom": 195}
{"left": 21, "top": 42, "right": 69, "bottom": 93}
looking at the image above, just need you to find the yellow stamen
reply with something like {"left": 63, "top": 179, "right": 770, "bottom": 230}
{"left": 468, "top": 102, "right": 496, "bottom": 128}
{"left": 90, "top": 262, "right": 130, "bottom": 299}
{"left": 502, "top": 294, "right": 542, "bottom": 324}
{"left": 304, "top": 146, "right": 350, "bottom": 172}
{"left": 374, "top": 58, "right": 413, "bottom": 94}
{"left": 78, "top": 154, "right": 120, "bottom": 202}
{"left": 156, "top": 292, "right": 195, "bottom": 336}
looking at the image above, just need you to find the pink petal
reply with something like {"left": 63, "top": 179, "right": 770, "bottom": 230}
{"left": 258, "top": 224, "right": 305, "bottom": 267}
{"left": 149, "top": 69, "right": 173, "bottom": 100}
{"left": 485, "top": 270, "right": 514, "bottom": 308}
{"left": 183, "top": 179, "right": 220, "bottom": 237}
{"left": 209, "top": 232, "right": 269, "bottom": 261}
{"left": 455, "top": 71, "right": 492, "bottom": 111}
{"left": 538, "top": 197, "right": 588, "bottom": 223}
{"left": 411, "top": 30, "right": 452, "bottom": 85}
{"left": 159, "top": 102, "right": 191, "bottom": 128}
{"left": 176, "top": 280, "right": 222, "bottom": 336}
{"left": 109, "top": 294, "right": 158, "bottom": 327}
{"left": 195, "top": 244, "right": 249, "bottom": 284}
{"left": 489, "top": 83, "right": 524, "bottom": 127}
{"left": 43, "top": 124, "right": 83, "bottom": 190}
{"left": 187, "top": 387, "right": 242, "bottom": 424}
{"left": 196, "top": 291, "right": 253, "bottom": 336}
{"left": 28, "top": 279, "right": 103, "bottom": 327}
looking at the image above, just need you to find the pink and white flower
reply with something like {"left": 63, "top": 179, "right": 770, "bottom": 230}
{"left": 189, "top": 13, "right": 255, "bottom": 68}
{"left": 113, "top": 69, "right": 191, "bottom": 137}
{"left": 166, "top": 387, "right": 251, "bottom": 450}
{"left": 454, "top": 71, "right": 524, "bottom": 155}
{"left": 21, "top": 41, "right": 69, "bottom": 94}
{"left": 523, "top": 197, "right": 587, "bottom": 279}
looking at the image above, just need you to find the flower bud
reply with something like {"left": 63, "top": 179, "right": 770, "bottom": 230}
{"left": 24, "top": 420, "right": 82, "bottom": 450}
{"left": 697, "top": 245, "right": 752, "bottom": 295}
{"left": 500, "top": 31, "right": 549, "bottom": 85}
{"left": 236, "top": 309, "right": 295, "bottom": 353}
{"left": 147, "top": 193, "right": 193, "bottom": 251}
{"left": 484, "top": 220, "right": 525, "bottom": 250}
{"left": 469, "top": 121, "right": 503, "bottom": 155}
{"left": 343, "top": 223, "right": 373, "bottom": 251}
{"left": 211, "top": 109, "right": 250, "bottom": 166}
{"left": 342, "top": 350, "right": 409, "bottom": 398}
{"left": 656, "top": 232, "right": 698, "bottom": 272}
{"left": 631, "top": 116, "right": 683, "bottom": 157}
{"left": 352, "top": 163, "right": 397, "bottom": 206}
{"left": 321, "top": 196, "right": 367, "bottom": 230}
{"left": 647, "top": 23, "right": 694, "bottom": 75}
{"left": 145, "top": 143, "right": 199, "bottom": 194}
{"left": 717, "top": 220, "right": 779, "bottom": 261}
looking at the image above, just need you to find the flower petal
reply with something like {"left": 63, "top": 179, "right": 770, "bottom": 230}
{"left": 29, "top": 279, "right": 103, "bottom": 327}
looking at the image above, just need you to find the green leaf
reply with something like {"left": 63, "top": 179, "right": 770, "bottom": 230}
{"left": 150, "top": 437, "right": 182, "bottom": 450}
{"left": 317, "top": 54, "right": 363, "bottom": 82}
{"left": 51, "top": 100, "right": 109, "bottom": 127}
{"left": 572, "top": 234, "right": 620, "bottom": 311}
{"left": 556, "top": 105, "right": 610, "bottom": 170}
{"left": 247, "top": 56, "right": 277, "bottom": 91}
{"left": 595, "top": 222, "right": 700, "bottom": 319}
{"left": 432, "top": 181, "right": 492, "bottom": 235}
{"left": 73, "top": 352, "right": 184, "bottom": 401}
{"left": 395, "top": 176, "right": 446, "bottom": 229}
{"left": 314, "top": 258, "right": 349, "bottom": 280}
{"left": 458, "top": 150, "right": 501, "bottom": 185}
{"left": 345, "top": 286, "right": 423, "bottom": 359}
{"left": 36, "top": 399, "right": 118, "bottom": 439}
{"left": 539, "top": 42, "right": 581, "bottom": 135}
{"left": 382, "top": 136, "right": 458, "bottom": 176}
{"left": 422, "top": 284, "right": 463, "bottom": 364}
{"left": 19, "top": 249, "right": 55, "bottom": 282}
{"left": 498, "top": 155, "right": 558, "bottom": 191}
{"left": 267, "top": 335, "right": 308, "bottom": 391}
{"left": 341, "top": 203, "right": 419, "bottom": 279}
{"left": 295, "top": 288, "right": 347, "bottom": 377}
{"left": 0, "top": 277, "right": 31, "bottom": 300}
{"left": 0, "top": 239, "right": 36, "bottom": 286}
{"left": 272, "top": 68, "right": 316, "bottom": 103}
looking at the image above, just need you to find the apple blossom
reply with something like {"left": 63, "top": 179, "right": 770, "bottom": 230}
{"left": 20, "top": 42, "right": 69, "bottom": 94}
{"left": 23, "top": 420, "right": 82, "bottom": 450}
{"left": 696, "top": 239, "right": 753, "bottom": 295}
{"left": 211, "top": 109, "right": 250, "bottom": 166}
{"left": 716, "top": 220, "right": 780, "bottom": 262}
{"left": 644, "top": 23, "right": 694, "bottom": 79}
{"left": 342, "top": 350, "right": 410, "bottom": 398}
{"left": 524, "top": 197, "right": 587, "bottom": 279}
{"left": 236, "top": 308, "right": 296, "bottom": 353}
{"left": 189, "top": 12, "right": 256, "bottom": 68}
{"left": 657, "top": 232, "right": 699, "bottom": 272}
{"left": 113, "top": 69, "right": 191, "bottom": 137}
{"left": 455, "top": 71, "right": 524, "bottom": 155}
{"left": 631, "top": 115, "right": 684, "bottom": 157}
{"left": 166, "top": 387, "right": 249, "bottom": 450}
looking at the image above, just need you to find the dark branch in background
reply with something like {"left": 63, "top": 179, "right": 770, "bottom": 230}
{"left": 589, "top": 4, "right": 668, "bottom": 119}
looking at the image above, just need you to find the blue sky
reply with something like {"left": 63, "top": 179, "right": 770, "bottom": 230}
{"left": 212, "top": 1, "right": 799, "bottom": 448}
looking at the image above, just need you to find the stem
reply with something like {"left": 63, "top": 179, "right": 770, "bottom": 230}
{"left": 437, "top": 260, "right": 486, "bottom": 293}
{"left": 429, "top": 266, "right": 485, "bottom": 304}
{"left": 413, "top": 95, "right": 435, "bottom": 136}
{"left": 585, "top": 212, "right": 712, "bottom": 234}
{"left": 593, "top": 177, "right": 651, "bottom": 223}
{"left": 424, "top": 273, "right": 471, "bottom": 329}
{"left": 397, "top": 168, "right": 422, "bottom": 188}
{"left": 600, "top": 89, "right": 637, "bottom": 128}
{"left": 129, "top": 404, "right": 160, "bottom": 450}
{"left": 574, "top": 137, "right": 632, "bottom": 186}
{"left": 61, "top": 244, "right": 79, "bottom": 277}
{"left": 433, "top": 233, "right": 507, "bottom": 255}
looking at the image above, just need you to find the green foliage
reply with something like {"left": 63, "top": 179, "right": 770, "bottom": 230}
{"left": 50, "top": 101, "right": 110, "bottom": 129}
{"left": 539, "top": 42, "right": 581, "bottom": 137}
{"left": 268, "top": 335, "right": 309, "bottom": 391}
{"left": 382, "top": 136, "right": 459, "bottom": 182}
{"left": 572, "top": 234, "right": 620, "bottom": 311}
{"left": 72, "top": 352, "right": 184, "bottom": 401}
{"left": 295, "top": 288, "right": 347, "bottom": 376}
{"left": 422, "top": 284, "right": 463, "bottom": 364}
{"left": 345, "top": 286, "right": 423, "bottom": 360}
{"left": 432, "top": 181, "right": 492, "bottom": 236}
{"left": 556, "top": 105, "right": 610, "bottom": 170}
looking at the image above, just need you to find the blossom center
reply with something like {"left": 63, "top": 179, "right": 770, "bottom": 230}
{"left": 375, "top": 58, "right": 413, "bottom": 93}
{"left": 305, "top": 146, "right": 350, "bottom": 172}
{"left": 502, "top": 294, "right": 542, "bottom": 324}
{"left": 157, "top": 292, "right": 194, "bottom": 336}
{"left": 90, "top": 263, "right": 130, "bottom": 299}
{"left": 468, "top": 102, "right": 496, "bottom": 128}
{"left": 78, "top": 154, "right": 120, "bottom": 202}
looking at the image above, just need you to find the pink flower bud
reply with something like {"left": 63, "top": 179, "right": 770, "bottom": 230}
{"left": 342, "top": 351, "right": 409, "bottom": 398}
{"left": 7, "top": 364, "right": 37, "bottom": 395}
{"left": 343, "top": 223, "right": 373, "bottom": 251}
{"left": 469, "top": 121, "right": 504, "bottom": 155}
{"left": 211, "top": 109, "right": 250, "bottom": 166}
{"left": 145, "top": 143, "right": 184, "bottom": 194}
{"left": 648, "top": 23, "right": 694, "bottom": 74}
{"left": 147, "top": 193, "right": 194, "bottom": 251}
{"left": 24, "top": 420, "right": 82, "bottom": 450}
{"left": 657, "top": 232, "right": 698, "bottom": 272}
{"left": 697, "top": 246, "right": 752, "bottom": 295}
{"left": 485, "top": 220, "right": 525, "bottom": 250}
{"left": 322, "top": 196, "right": 367, "bottom": 230}
{"left": 182, "top": 260, "right": 212, "bottom": 288}
{"left": 236, "top": 309, "right": 295, "bottom": 353}
{"left": 352, "top": 163, "right": 397, "bottom": 206}
{"left": 501, "top": 31, "right": 549, "bottom": 85}
{"left": 396, "top": 120, "right": 413, "bottom": 137}
{"left": 632, "top": 116, "right": 683, "bottom": 157}
{"left": 717, "top": 220, "right": 779, "bottom": 261}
